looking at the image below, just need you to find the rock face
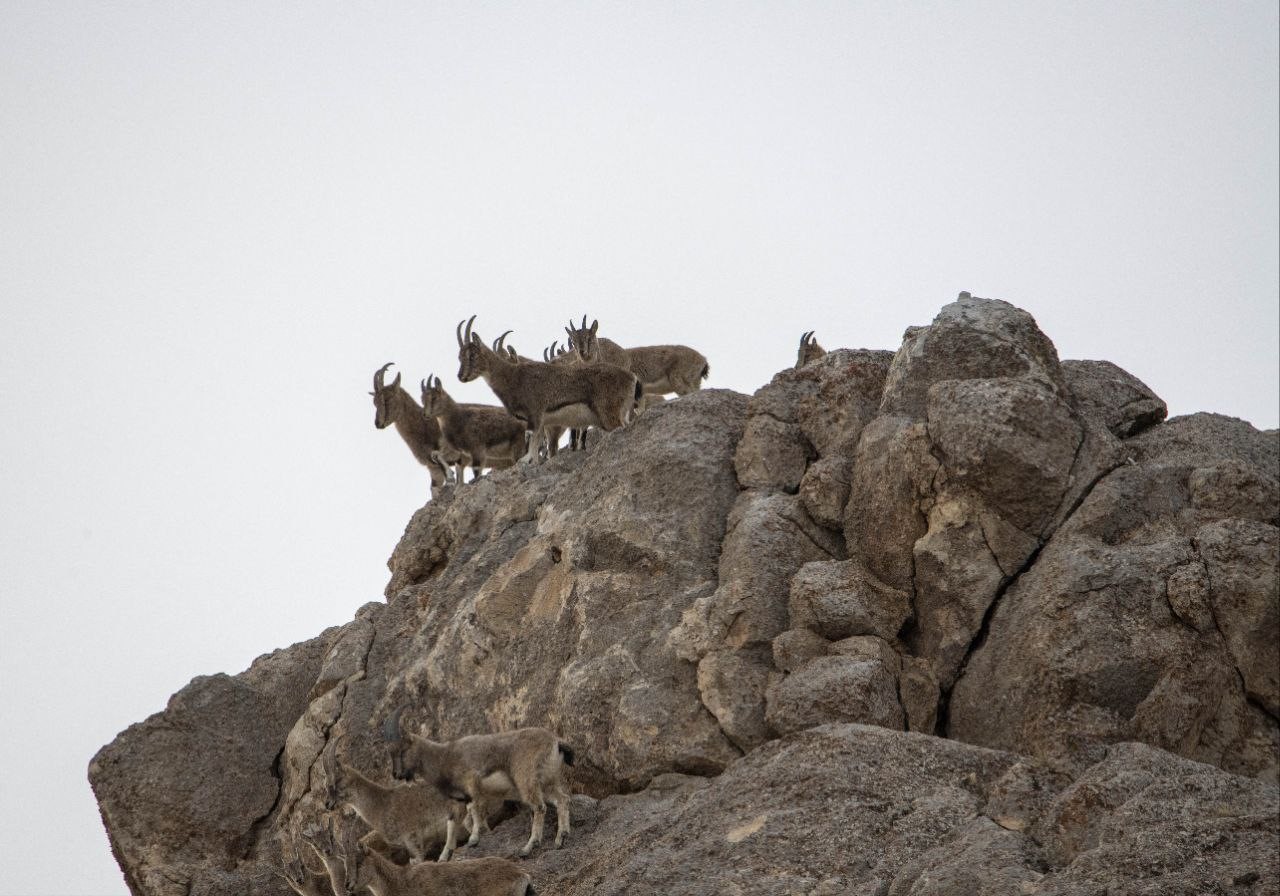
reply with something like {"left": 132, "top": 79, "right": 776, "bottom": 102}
{"left": 90, "top": 295, "right": 1278, "bottom": 895}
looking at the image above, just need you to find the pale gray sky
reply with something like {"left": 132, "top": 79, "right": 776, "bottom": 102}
{"left": 1, "top": 3, "right": 1276, "bottom": 893}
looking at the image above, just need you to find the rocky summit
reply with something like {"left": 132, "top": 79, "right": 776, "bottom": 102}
{"left": 90, "top": 295, "right": 1279, "bottom": 895}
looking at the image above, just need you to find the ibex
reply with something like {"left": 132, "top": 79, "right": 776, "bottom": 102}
{"left": 796, "top": 330, "right": 826, "bottom": 368}
{"left": 384, "top": 708, "right": 574, "bottom": 857}
{"left": 420, "top": 376, "right": 526, "bottom": 485}
{"left": 304, "top": 818, "right": 533, "bottom": 896}
{"left": 271, "top": 835, "right": 333, "bottom": 896}
{"left": 324, "top": 751, "right": 471, "bottom": 864}
{"left": 540, "top": 341, "right": 588, "bottom": 451}
{"left": 565, "top": 316, "right": 708, "bottom": 397}
{"left": 371, "top": 362, "right": 452, "bottom": 495}
{"left": 455, "top": 316, "right": 640, "bottom": 464}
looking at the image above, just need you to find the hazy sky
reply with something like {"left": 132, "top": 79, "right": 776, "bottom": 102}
{"left": 1, "top": 3, "right": 1276, "bottom": 893}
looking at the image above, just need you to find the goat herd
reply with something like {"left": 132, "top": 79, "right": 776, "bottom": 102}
{"left": 282, "top": 322, "right": 829, "bottom": 894}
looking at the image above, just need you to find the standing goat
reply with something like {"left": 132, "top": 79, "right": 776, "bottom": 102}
{"left": 304, "top": 818, "right": 533, "bottom": 896}
{"left": 324, "top": 751, "right": 471, "bottom": 863}
{"left": 384, "top": 708, "right": 574, "bottom": 857}
{"left": 420, "top": 376, "right": 527, "bottom": 485}
{"left": 371, "top": 362, "right": 452, "bottom": 495}
{"left": 455, "top": 316, "right": 639, "bottom": 464}
{"left": 565, "top": 316, "right": 709, "bottom": 398}
{"left": 796, "top": 331, "right": 826, "bottom": 368}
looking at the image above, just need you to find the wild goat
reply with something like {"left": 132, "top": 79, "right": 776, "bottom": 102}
{"left": 456, "top": 316, "right": 639, "bottom": 463}
{"left": 565, "top": 316, "right": 709, "bottom": 397}
{"left": 324, "top": 751, "right": 470, "bottom": 863}
{"left": 420, "top": 376, "right": 527, "bottom": 485}
{"left": 371, "top": 362, "right": 452, "bottom": 495}
{"left": 304, "top": 818, "right": 533, "bottom": 896}
{"left": 384, "top": 708, "right": 574, "bottom": 857}
{"left": 796, "top": 331, "right": 826, "bottom": 368}
{"left": 540, "top": 340, "right": 589, "bottom": 451}
{"left": 271, "top": 835, "right": 333, "bottom": 896}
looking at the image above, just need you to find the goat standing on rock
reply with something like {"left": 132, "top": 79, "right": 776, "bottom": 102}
{"left": 565, "top": 315, "right": 709, "bottom": 398}
{"left": 370, "top": 362, "right": 452, "bottom": 496}
{"left": 420, "top": 375, "right": 527, "bottom": 485}
{"left": 384, "top": 708, "right": 575, "bottom": 858}
{"left": 455, "top": 316, "right": 640, "bottom": 464}
{"left": 796, "top": 331, "right": 826, "bottom": 368}
{"left": 304, "top": 817, "right": 533, "bottom": 896}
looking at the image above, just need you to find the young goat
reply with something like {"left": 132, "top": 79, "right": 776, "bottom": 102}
{"left": 371, "top": 362, "right": 452, "bottom": 496}
{"left": 324, "top": 751, "right": 471, "bottom": 863}
{"left": 456, "top": 316, "right": 639, "bottom": 464}
{"left": 565, "top": 316, "right": 709, "bottom": 398}
{"left": 384, "top": 708, "right": 574, "bottom": 857}
{"left": 796, "top": 330, "right": 826, "bottom": 368}
{"left": 304, "top": 819, "right": 533, "bottom": 896}
{"left": 271, "top": 835, "right": 333, "bottom": 896}
{"left": 420, "top": 375, "right": 526, "bottom": 485}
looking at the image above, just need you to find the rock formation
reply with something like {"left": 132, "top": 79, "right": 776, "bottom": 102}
{"left": 90, "top": 295, "right": 1279, "bottom": 895}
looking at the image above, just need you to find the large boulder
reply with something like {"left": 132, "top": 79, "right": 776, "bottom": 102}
{"left": 466, "top": 725, "right": 1279, "bottom": 896}
{"left": 949, "top": 413, "right": 1280, "bottom": 781}
{"left": 89, "top": 294, "right": 1277, "bottom": 895}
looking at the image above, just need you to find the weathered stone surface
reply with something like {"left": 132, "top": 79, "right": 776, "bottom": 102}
{"left": 1062, "top": 358, "right": 1168, "bottom": 438}
{"left": 845, "top": 415, "right": 936, "bottom": 592}
{"left": 765, "top": 654, "right": 904, "bottom": 735}
{"left": 393, "top": 390, "right": 751, "bottom": 792}
{"left": 1198, "top": 518, "right": 1280, "bottom": 716}
{"left": 798, "top": 454, "right": 852, "bottom": 530}
{"left": 468, "top": 726, "right": 1278, "bottom": 896}
{"left": 1036, "top": 742, "right": 1279, "bottom": 894}
{"left": 88, "top": 633, "right": 334, "bottom": 896}
{"left": 788, "top": 558, "right": 912, "bottom": 642}
{"left": 733, "top": 414, "right": 811, "bottom": 492}
{"left": 880, "top": 294, "right": 1067, "bottom": 419}
{"left": 926, "top": 377, "right": 1081, "bottom": 537}
{"left": 950, "top": 413, "right": 1280, "bottom": 781}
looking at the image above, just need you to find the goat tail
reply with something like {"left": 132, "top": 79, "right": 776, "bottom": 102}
{"left": 633, "top": 380, "right": 643, "bottom": 403}
{"left": 700, "top": 363, "right": 710, "bottom": 381}
{"left": 558, "top": 742, "right": 576, "bottom": 766}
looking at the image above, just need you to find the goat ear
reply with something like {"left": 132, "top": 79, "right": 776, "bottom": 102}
{"left": 391, "top": 371, "right": 401, "bottom": 388}
{"left": 590, "top": 320, "right": 598, "bottom": 335}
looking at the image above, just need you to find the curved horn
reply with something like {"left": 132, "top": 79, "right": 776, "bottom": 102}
{"left": 421, "top": 377, "right": 429, "bottom": 394}
{"left": 496, "top": 329, "right": 513, "bottom": 349}
{"left": 464, "top": 314, "right": 476, "bottom": 345}
{"left": 374, "top": 362, "right": 394, "bottom": 391}
{"left": 456, "top": 318, "right": 466, "bottom": 347}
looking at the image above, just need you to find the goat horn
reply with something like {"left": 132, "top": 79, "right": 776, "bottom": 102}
{"left": 496, "top": 329, "right": 513, "bottom": 349}
{"left": 374, "top": 362, "right": 394, "bottom": 391}
{"left": 464, "top": 315, "right": 476, "bottom": 345}
{"left": 581, "top": 314, "right": 588, "bottom": 329}
{"left": 456, "top": 319, "right": 466, "bottom": 347}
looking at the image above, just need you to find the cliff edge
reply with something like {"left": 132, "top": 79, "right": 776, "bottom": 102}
{"left": 90, "top": 295, "right": 1280, "bottom": 895}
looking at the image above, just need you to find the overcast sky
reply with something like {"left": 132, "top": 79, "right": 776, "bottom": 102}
{"left": 1, "top": 3, "right": 1276, "bottom": 894}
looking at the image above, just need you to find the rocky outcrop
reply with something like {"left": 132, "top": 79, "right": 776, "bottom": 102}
{"left": 90, "top": 294, "right": 1278, "bottom": 895}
